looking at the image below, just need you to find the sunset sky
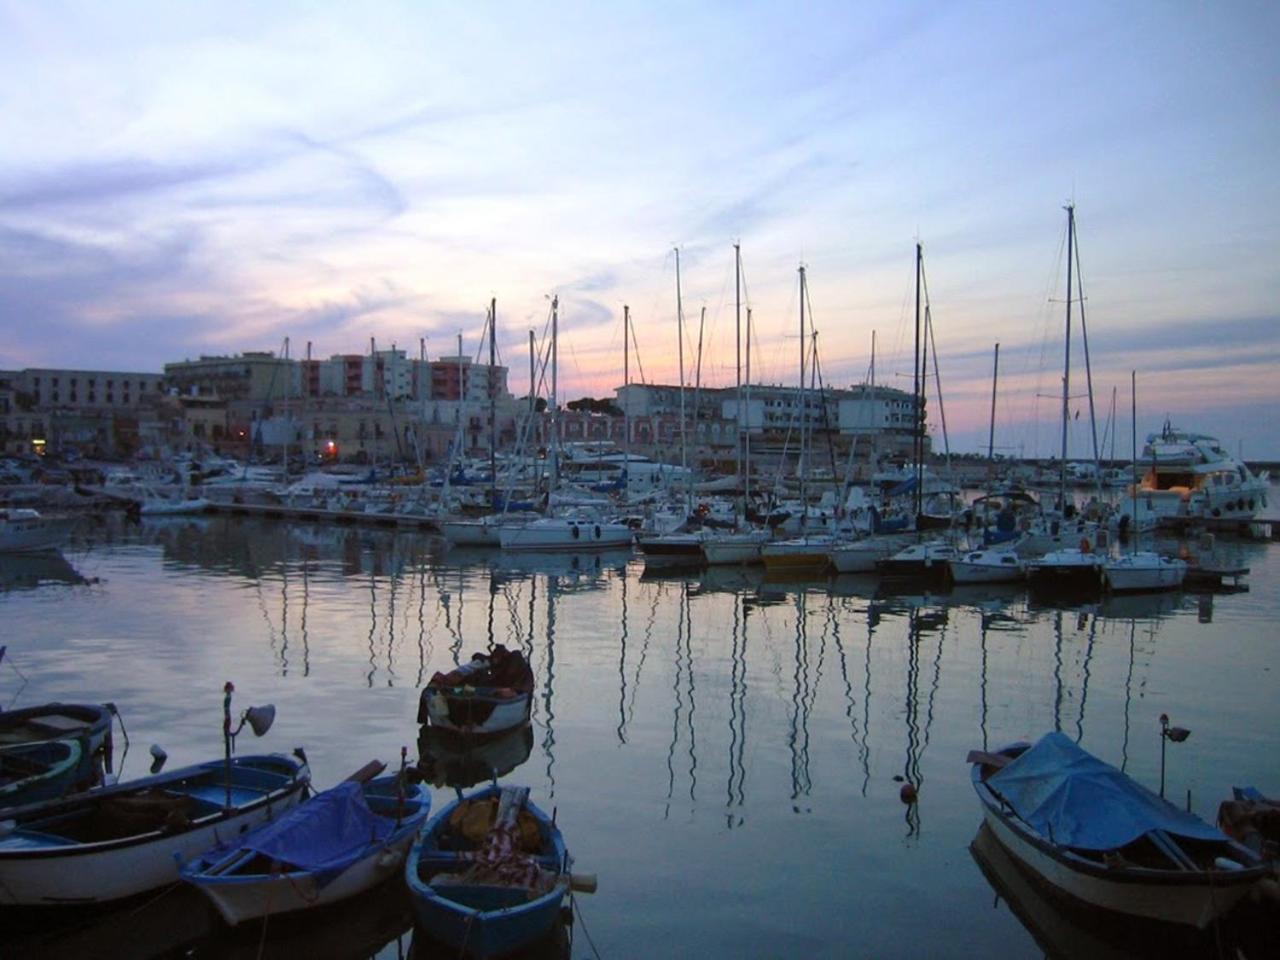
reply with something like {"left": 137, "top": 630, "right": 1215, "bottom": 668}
{"left": 2, "top": 1, "right": 1277, "bottom": 457}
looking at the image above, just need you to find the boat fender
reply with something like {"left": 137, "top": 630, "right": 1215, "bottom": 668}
{"left": 593, "top": 525, "right": 601, "bottom": 539}
{"left": 569, "top": 872, "right": 598, "bottom": 893}
{"left": 571, "top": 525, "right": 580, "bottom": 540}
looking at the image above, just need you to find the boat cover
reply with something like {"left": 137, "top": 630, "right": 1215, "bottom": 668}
{"left": 233, "top": 781, "right": 391, "bottom": 886}
{"left": 986, "top": 732, "right": 1226, "bottom": 851}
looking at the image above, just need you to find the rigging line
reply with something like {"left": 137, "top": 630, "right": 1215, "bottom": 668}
{"left": 627, "top": 310, "right": 648, "bottom": 385}
{"left": 1072, "top": 214, "right": 1103, "bottom": 492}
{"left": 810, "top": 332, "right": 842, "bottom": 493}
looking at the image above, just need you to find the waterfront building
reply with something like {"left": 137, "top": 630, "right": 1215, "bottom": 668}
{"left": 0, "top": 367, "right": 171, "bottom": 456}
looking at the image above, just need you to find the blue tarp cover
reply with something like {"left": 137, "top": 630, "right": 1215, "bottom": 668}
{"left": 986, "top": 732, "right": 1226, "bottom": 851}
{"left": 237, "top": 781, "right": 390, "bottom": 886}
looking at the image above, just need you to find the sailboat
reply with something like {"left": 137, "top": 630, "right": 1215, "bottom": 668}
{"left": 1025, "top": 204, "right": 1106, "bottom": 594}
{"left": 498, "top": 296, "right": 633, "bottom": 553}
{"left": 1103, "top": 373, "right": 1187, "bottom": 592}
{"left": 876, "top": 244, "right": 956, "bottom": 583}
{"left": 702, "top": 244, "right": 771, "bottom": 566}
{"left": 761, "top": 264, "right": 840, "bottom": 574}
{"left": 637, "top": 248, "right": 708, "bottom": 567}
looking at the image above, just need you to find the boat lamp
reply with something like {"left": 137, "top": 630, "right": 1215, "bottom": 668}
{"left": 222, "top": 682, "right": 276, "bottom": 811}
{"left": 1159, "top": 713, "right": 1191, "bottom": 799}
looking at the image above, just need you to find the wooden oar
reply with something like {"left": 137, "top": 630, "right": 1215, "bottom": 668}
{"left": 344, "top": 759, "right": 386, "bottom": 783}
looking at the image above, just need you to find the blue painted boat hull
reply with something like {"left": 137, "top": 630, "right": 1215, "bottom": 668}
{"left": 405, "top": 784, "right": 569, "bottom": 959}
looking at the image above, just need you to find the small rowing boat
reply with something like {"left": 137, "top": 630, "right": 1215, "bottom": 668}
{"left": 418, "top": 646, "right": 534, "bottom": 738}
{"left": 969, "top": 732, "right": 1269, "bottom": 928}
{"left": 182, "top": 764, "right": 430, "bottom": 925}
{"left": 406, "top": 784, "right": 588, "bottom": 958}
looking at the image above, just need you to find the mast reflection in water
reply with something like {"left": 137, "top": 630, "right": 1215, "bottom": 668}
{"left": 3, "top": 513, "right": 1275, "bottom": 959}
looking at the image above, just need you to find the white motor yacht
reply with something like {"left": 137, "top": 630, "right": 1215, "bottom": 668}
{"left": 1138, "top": 425, "right": 1270, "bottom": 530}
{"left": 0, "top": 508, "right": 73, "bottom": 553}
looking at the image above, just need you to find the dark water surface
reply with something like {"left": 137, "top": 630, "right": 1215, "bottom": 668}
{"left": 2, "top": 513, "right": 1277, "bottom": 959}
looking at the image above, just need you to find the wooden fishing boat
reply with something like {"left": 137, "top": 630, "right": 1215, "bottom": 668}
{"left": 181, "top": 768, "right": 430, "bottom": 925}
{"left": 0, "top": 701, "right": 116, "bottom": 801}
{"left": 0, "top": 752, "right": 309, "bottom": 906}
{"left": 405, "top": 784, "right": 578, "bottom": 959}
{"left": 0, "top": 739, "right": 83, "bottom": 809}
{"left": 419, "top": 646, "right": 534, "bottom": 738}
{"left": 969, "top": 732, "right": 1269, "bottom": 928}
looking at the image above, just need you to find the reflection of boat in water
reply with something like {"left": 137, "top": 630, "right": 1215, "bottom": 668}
{"left": 0, "top": 550, "right": 88, "bottom": 591}
{"left": 8, "top": 872, "right": 416, "bottom": 960}
{"left": 417, "top": 724, "right": 535, "bottom": 789}
{"left": 491, "top": 548, "right": 631, "bottom": 581}
{"left": 970, "top": 823, "right": 1206, "bottom": 960}
{"left": 1094, "top": 590, "right": 1185, "bottom": 621}
{"left": 695, "top": 564, "right": 766, "bottom": 594}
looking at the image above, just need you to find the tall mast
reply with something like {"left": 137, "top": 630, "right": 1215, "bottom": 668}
{"left": 798, "top": 264, "right": 807, "bottom": 520}
{"left": 913, "top": 243, "right": 924, "bottom": 522}
{"left": 987, "top": 342, "right": 1000, "bottom": 472}
{"left": 734, "top": 243, "right": 742, "bottom": 496}
{"left": 550, "top": 295, "right": 559, "bottom": 493}
{"left": 1130, "top": 370, "right": 1138, "bottom": 555}
{"left": 1060, "top": 205, "right": 1075, "bottom": 513}
{"left": 744, "top": 306, "right": 752, "bottom": 507}
{"left": 528, "top": 328, "right": 537, "bottom": 497}
{"left": 675, "top": 247, "right": 687, "bottom": 507}
{"left": 623, "top": 304, "right": 631, "bottom": 506}
{"left": 488, "top": 297, "right": 497, "bottom": 508}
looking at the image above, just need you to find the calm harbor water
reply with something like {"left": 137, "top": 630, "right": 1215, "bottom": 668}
{"left": 2, "top": 507, "right": 1278, "bottom": 959}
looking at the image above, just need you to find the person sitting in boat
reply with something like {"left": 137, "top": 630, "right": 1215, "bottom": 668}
{"left": 427, "top": 645, "right": 534, "bottom": 696}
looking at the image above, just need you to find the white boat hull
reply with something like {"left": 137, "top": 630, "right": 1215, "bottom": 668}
{"left": 950, "top": 554, "right": 1024, "bottom": 584}
{"left": 0, "top": 514, "right": 73, "bottom": 553}
{"left": 700, "top": 533, "right": 768, "bottom": 566}
{"left": 1104, "top": 555, "right": 1187, "bottom": 593}
{"left": 979, "top": 804, "right": 1254, "bottom": 928}
{"left": 440, "top": 519, "right": 503, "bottom": 547}
{"left": 498, "top": 519, "right": 632, "bottom": 552}
{"left": 423, "top": 690, "right": 532, "bottom": 737}
{"left": 828, "top": 535, "right": 910, "bottom": 574}
{"left": 0, "top": 791, "right": 306, "bottom": 906}
{"left": 194, "top": 830, "right": 417, "bottom": 926}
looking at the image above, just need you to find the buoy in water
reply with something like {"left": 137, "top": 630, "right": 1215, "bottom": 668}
{"left": 899, "top": 783, "right": 918, "bottom": 804}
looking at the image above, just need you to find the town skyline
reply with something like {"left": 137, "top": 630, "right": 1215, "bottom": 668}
{"left": 2, "top": 3, "right": 1277, "bottom": 457}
